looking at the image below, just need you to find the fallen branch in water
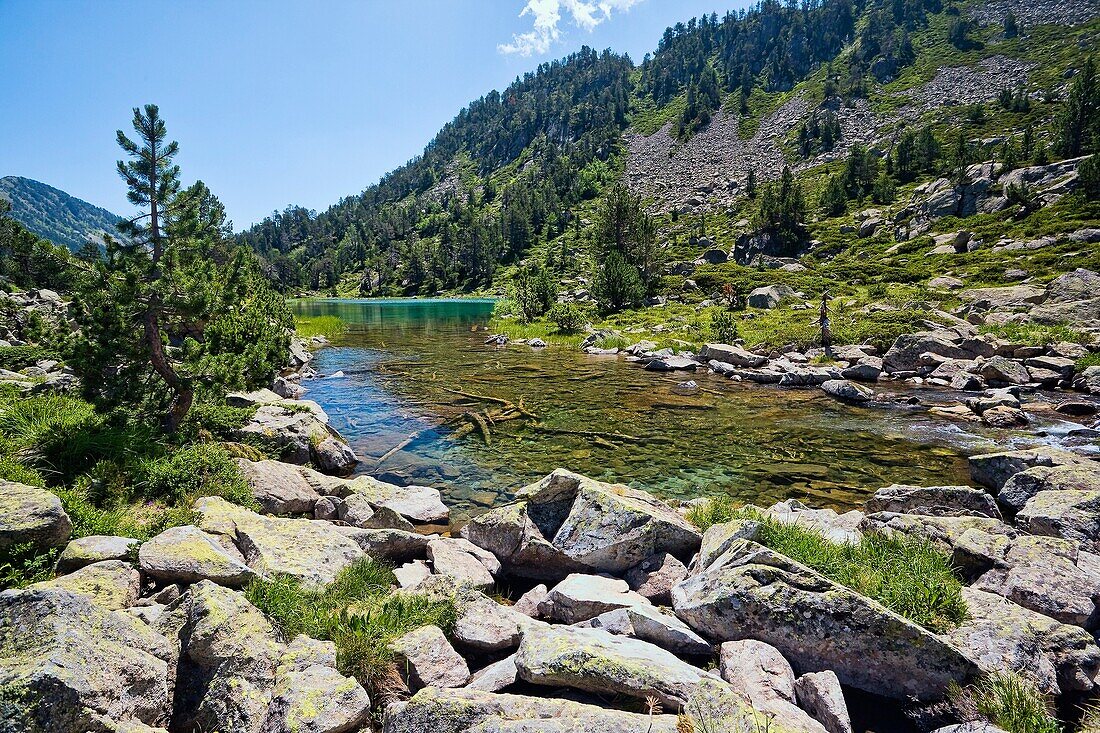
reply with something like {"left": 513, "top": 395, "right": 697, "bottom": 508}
{"left": 529, "top": 424, "right": 647, "bottom": 444}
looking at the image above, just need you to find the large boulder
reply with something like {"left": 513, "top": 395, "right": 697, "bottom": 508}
{"left": 624, "top": 551, "right": 688, "bottom": 604}
{"left": 945, "top": 586, "right": 1100, "bottom": 696}
{"left": 0, "top": 587, "right": 173, "bottom": 732}
{"left": 0, "top": 481, "right": 71, "bottom": 551}
{"left": 882, "top": 332, "right": 970, "bottom": 373}
{"left": 969, "top": 448, "right": 1093, "bottom": 492}
{"left": 452, "top": 591, "right": 542, "bottom": 653}
{"left": 427, "top": 538, "right": 501, "bottom": 590}
{"left": 795, "top": 671, "right": 853, "bottom": 733}
{"left": 764, "top": 500, "right": 863, "bottom": 544}
{"left": 389, "top": 625, "right": 470, "bottom": 690}
{"left": 515, "top": 624, "right": 720, "bottom": 707}
{"left": 864, "top": 484, "right": 1001, "bottom": 519}
{"left": 138, "top": 525, "right": 256, "bottom": 587}
{"left": 860, "top": 512, "right": 1014, "bottom": 553}
{"left": 340, "top": 475, "right": 449, "bottom": 524}
{"left": 235, "top": 458, "right": 321, "bottom": 515}
{"left": 194, "top": 496, "right": 364, "bottom": 588}
{"left": 820, "top": 379, "right": 874, "bottom": 404}
{"left": 671, "top": 539, "right": 979, "bottom": 700}
{"left": 539, "top": 573, "right": 651, "bottom": 624}
{"left": 719, "top": 639, "right": 826, "bottom": 733}
{"left": 460, "top": 470, "right": 700, "bottom": 581}
{"left": 1017, "top": 488, "right": 1100, "bottom": 550}
{"left": 700, "top": 343, "right": 767, "bottom": 368}
{"left": 383, "top": 687, "right": 681, "bottom": 733}
{"left": 748, "top": 285, "right": 796, "bottom": 309}
{"left": 29, "top": 559, "right": 140, "bottom": 610}
{"left": 577, "top": 603, "right": 712, "bottom": 656}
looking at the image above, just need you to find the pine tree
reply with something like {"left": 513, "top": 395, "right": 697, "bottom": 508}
{"left": 1055, "top": 56, "right": 1099, "bottom": 157}
{"left": 72, "top": 106, "right": 292, "bottom": 432}
{"left": 1003, "top": 10, "right": 1018, "bottom": 39}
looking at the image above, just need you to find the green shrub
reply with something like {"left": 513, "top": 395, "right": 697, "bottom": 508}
{"left": 979, "top": 322, "right": 1090, "bottom": 346}
{"left": 548, "top": 303, "right": 587, "bottom": 334}
{"left": 0, "top": 346, "right": 60, "bottom": 371}
{"left": 1076, "top": 353, "right": 1100, "bottom": 370}
{"left": 512, "top": 264, "right": 558, "bottom": 322}
{"left": 592, "top": 251, "right": 645, "bottom": 313}
{"left": 182, "top": 401, "right": 257, "bottom": 440}
{"left": 685, "top": 500, "right": 968, "bottom": 632}
{"left": 0, "top": 542, "right": 59, "bottom": 590}
{"left": 294, "top": 315, "right": 347, "bottom": 340}
{"left": 246, "top": 557, "right": 456, "bottom": 697}
{"left": 710, "top": 311, "right": 739, "bottom": 343}
{"left": 0, "top": 453, "right": 45, "bottom": 486}
{"left": 950, "top": 673, "right": 1062, "bottom": 733}
{"left": 139, "top": 443, "right": 257, "bottom": 510}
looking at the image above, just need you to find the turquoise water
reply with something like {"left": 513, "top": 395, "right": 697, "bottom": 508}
{"left": 291, "top": 298, "right": 981, "bottom": 521}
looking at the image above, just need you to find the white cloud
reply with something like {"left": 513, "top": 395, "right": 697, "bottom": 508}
{"left": 498, "top": 0, "right": 644, "bottom": 56}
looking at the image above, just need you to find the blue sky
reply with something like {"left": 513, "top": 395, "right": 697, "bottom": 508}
{"left": 0, "top": 0, "right": 743, "bottom": 230}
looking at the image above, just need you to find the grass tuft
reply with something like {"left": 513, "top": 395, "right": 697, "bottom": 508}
{"left": 950, "top": 672, "right": 1062, "bottom": 733}
{"left": 686, "top": 498, "right": 967, "bottom": 632}
{"left": 295, "top": 314, "right": 347, "bottom": 340}
{"left": 245, "top": 557, "right": 456, "bottom": 700}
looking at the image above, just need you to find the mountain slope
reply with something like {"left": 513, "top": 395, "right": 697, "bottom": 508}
{"left": 0, "top": 176, "right": 123, "bottom": 252}
{"left": 238, "top": 0, "right": 1100, "bottom": 301}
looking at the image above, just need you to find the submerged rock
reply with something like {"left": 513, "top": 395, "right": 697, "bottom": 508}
{"left": 671, "top": 539, "right": 979, "bottom": 700}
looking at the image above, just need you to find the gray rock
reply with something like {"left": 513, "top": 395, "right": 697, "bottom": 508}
{"left": 720, "top": 639, "right": 826, "bottom": 733}
{"left": 466, "top": 656, "right": 519, "bottom": 692}
{"left": 694, "top": 518, "right": 762, "bottom": 572}
{"left": 462, "top": 470, "right": 700, "bottom": 580}
{"left": 860, "top": 512, "right": 1014, "bottom": 553}
{"left": 390, "top": 624, "right": 470, "bottom": 689}
{"left": 429, "top": 538, "right": 501, "bottom": 590}
{"left": 748, "top": 284, "right": 796, "bottom": 309}
{"left": 139, "top": 525, "right": 256, "bottom": 587}
{"left": 383, "top": 688, "right": 680, "bottom": 733}
{"left": 513, "top": 584, "right": 549, "bottom": 618}
{"left": 1017, "top": 487, "right": 1100, "bottom": 550}
{"left": 795, "top": 671, "right": 853, "bottom": 733}
{"left": 945, "top": 586, "right": 1100, "bottom": 696}
{"left": 699, "top": 343, "right": 767, "bottom": 368}
{"left": 1045, "top": 268, "right": 1100, "bottom": 304}
{"left": 645, "top": 355, "right": 699, "bottom": 371}
{"left": 515, "top": 624, "right": 718, "bottom": 707}
{"left": 394, "top": 559, "right": 432, "bottom": 589}
{"left": 969, "top": 448, "right": 1091, "bottom": 491}
{"left": 578, "top": 603, "right": 711, "bottom": 656}
{"left": 56, "top": 535, "right": 139, "bottom": 573}
{"left": 999, "top": 463, "right": 1100, "bottom": 514}
{"left": 30, "top": 559, "right": 140, "bottom": 610}
{"left": 235, "top": 458, "right": 321, "bottom": 515}
{"left": 765, "top": 500, "right": 863, "bottom": 544}
{"left": 453, "top": 591, "right": 540, "bottom": 653}
{"left": 671, "top": 539, "right": 979, "bottom": 700}
{"left": 977, "top": 356, "right": 1031, "bottom": 386}
{"left": 821, "top": 379, "right": 874, "bottom": 403}
{"left": 841, "top": 361, "right": 882, "bottom": 382}
{"left": 624, "top": 552, "right": 687, "bottom": 604}
{"left": 864, "top": 484, "right": 1001, "bottom": 519}
{"left": 540, "top": 573, "right": 650, "bottom": 623}
{"left": 882, "top": 332, "right": 969, "bottom": 373}
{"left": 340, "top": 475, "right": 450, "bottom": 524}
{"left": 311, "top": 436, "right": 359, "bottom": 475}
{"left": 0, "top": 587, "right": 173, "bottom": 732}
{"left": 333, "top": 525, "right": 431, "bottom": 563}
{"left": 0, "top": 481, "right": 71, "bottom": 551}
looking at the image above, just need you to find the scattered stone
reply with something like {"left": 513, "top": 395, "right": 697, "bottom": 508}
{"left": 0, "top": 481, "right": 72, "bottom": 551}
{"left": 55, "top": 535, "right": 139, "bottom": 573}
{"left": 969, "top": 448, "right": 1091, "bottom": 492}
{"left": 1056, "top": 401, "right": 1098, "bottom": 417}
{"left": 700, "top": 343, "right": 768, "bottom": 367}
{"left": 30, "top": 559, "right": 140, "bottom": 610}
{"left": 795, "top": 671, "right": 853, "bottom": 733}
{"left": 821, "top": 379, "right": 874, "bottom": 403}
{"left": 624, "top": 551, "right": 688, "bottom": 604}
{"left": 235, "top": 458, "right": 321, "bottom": 514}
{"left": 138, "top": 525, "right": 256, "bottom": 587}
{"left": 394, "top": 559, "right": 432, "bottom": 589}
{"left": 540, "top": 573, "right": 651, "bottom": 623}
{"left": 428, "top": 538, "right": 500, "bottom": 590}
{"left": 515, "top": 624, "right": 718, "bottom": 707}
{"left": 864, "top": 484, "right": 1001, "bottom": 519}
{"left": 578, "top": 603, "right": 711, "bottom": 656}
{"left": 389, "top": 624, "right": 470, "bottom": 690}
{"left": 748, "top": 284, "right": 796, "bottom": 309}
{"left": 452, "top": 591, "right": 539, "bottom": 653}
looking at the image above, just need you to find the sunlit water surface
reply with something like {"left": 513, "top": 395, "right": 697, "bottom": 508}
{"left": 290, "top": 298, "right": 1044, "bottom": 521}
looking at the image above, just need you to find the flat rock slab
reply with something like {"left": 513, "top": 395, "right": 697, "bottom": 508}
{"left": 139, "top": 525, "right": 256, "bottom": 587}
{"left": 390, "top": 624, "right": 470, "bottom": 689}
{"left": 384, "top": 688, "right": 681, "bottom": 733}
{"left": 671, "top": 539, "right": 979, "bottom": 701}
{"left": 515, "top": 624, "right": 720, "bottom": 707}
{"left": 540, "top": 573, "right": 651, "bottom": 623}
{"left": 577, "top": 603, "right": 711, "bottom": 656}
{"left": 29, "top": 559, "right": 140, "bottom": 610}
{"left": 864, "top": 484, "right": 1001, "bottom": 519}
{"left": 55, "top": 535, "right": 139, "bottom": 573}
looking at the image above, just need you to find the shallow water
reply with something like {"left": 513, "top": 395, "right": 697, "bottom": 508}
{"left": 291, "top": 298, "right": 1019, "bottom": 520}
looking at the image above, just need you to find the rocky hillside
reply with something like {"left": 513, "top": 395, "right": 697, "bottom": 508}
{"left": 0, "top": 176, "right": 122, "bottom": 253}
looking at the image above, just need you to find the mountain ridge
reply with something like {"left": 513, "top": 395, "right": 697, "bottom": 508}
{"left": 0, "top": 175, "right": 123, "bottom": 253}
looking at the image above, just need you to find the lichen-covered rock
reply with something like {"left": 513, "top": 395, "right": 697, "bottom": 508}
{"left": 765, "top": 500, "right": 863, "bottom": 544}
{"left": 234, "top": 402, "right": 332, "bottom": 466}
{"left": 693, "top": 518, "right": 761, "bottom": 572}
{"left": 882, "top": 332, "right": 969, "bottom": 373}
{"left": 513, "top": 584, "right": 549, "bottom": 618}
{"left": 699, "top": 343, "right": 768, "bottom": 367}
{"left": 138, "top": 525, "right": 256, "bottom": 587}
{"left": 55, "top": 535, "right": 139, "bottom": 573}
{"left": 624, "top": 551, "right": 688, "bottom": 604}
{"left": 333, "top": 525, "right": 432, "bottom": 563}
{"left": 452, "top": 590, "right": 542, "bottom": 653}
{"left": 269, "top": 654, "right": 371, "bottom": 733}
{"left": 515, "top": 624, "right": 719, "bottom": 707}
{"left": 30, "top": 559, "right": 140, "bottom": 610}
{"left": 338, "top": 476, "right": 449, "bottom": 524}
{"left": 0, "top": 587, "right": 173, "bottom": 732}
{"left": 999, "top": 464, "right": 1100, "bottom": 514}
{"left": 821, "top": 379, "right": 874, "bottom": 404}
{"left": 428, "top": 538, "right": 500, "bottom": 590}
{"left": 969, "top": 448, "right": 1091, "bottom": 492}
{"left": 389, "top": 624, "right": 470, "bottom": 690}
{"left": 945, "top": 587, "right": 1100, "bottom": 696}
{"left": 235, "top": 458, "right": 321, "bottom": 514}
{"left": 462, "top": 470, "right": 700, "bottom": 580}
{"left": 311, "top": 435, "right": 359, "bottom": 475}
{"left": 795, "top": 671, "right": 853, "bottom": 733}
{"left": 719, "top": 639, "right": 826, "bottom": 733}
{"left": 970, "top": 535, "right": 1100, "bottom": 628}
{"left": 539, "top": 573, "right": 651, "bottom": 623}
{"left": 977, "top": 356, "right": 1031, "bottom": 386}
{"left": 1017, "top": 488, "right": 1100, "bottom": 550}
{"left": 383, "top": 687, "right": 681, "bottom": 733}
{"left": 0, "top": 481, "right": 71, "bottom": 551}
{"left": 671, "top": 539, "right": 979, "bottom": 700}
{"left": 859, "top": 512, "right": 1015, "bottom": 553}
{"left": 864, "top": 484, "right": 1001, "bottom": 519}
{"left": 195, "top": 496, "right": 364, "bottom": 588}
{"left": 577, "top": 603, "right": 711, "bottom": 656}
{"left": 465, "top": 655, "right": 519, "bottom": 693}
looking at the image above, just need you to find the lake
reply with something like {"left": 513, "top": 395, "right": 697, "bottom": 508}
{"left": 290, "top": 298, "right": 1015, "bottom": 521}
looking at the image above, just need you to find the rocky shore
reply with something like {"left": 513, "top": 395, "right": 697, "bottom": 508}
{"left": 4, "top": 390, "right": 1100, "bottom": 733}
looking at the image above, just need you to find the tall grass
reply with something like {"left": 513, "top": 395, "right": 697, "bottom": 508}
{"left": 979, "top": 322, "right": 1091, "bottom": 347}
{"left": 246, "top": 557, "right": 457, "bottom": 700}
{"left": 950, "top": 673, "right": 1062, "bottom": 733}
{"left": 686, "top": 498, "right": 967, "bottom": 632}
{"left": 294, "top": 314, "right": 347, "bottom": 340}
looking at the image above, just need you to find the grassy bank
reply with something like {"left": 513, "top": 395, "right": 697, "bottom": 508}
{"left": 294, "top": 314, "right": 347, "bottom": 340}
{"left": 686, "top": 498, "right": 968, "bottom": 632}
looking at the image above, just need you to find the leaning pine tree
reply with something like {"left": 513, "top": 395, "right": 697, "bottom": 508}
{"left": 72, "top": 104, "right": 292, "bottom": 432}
